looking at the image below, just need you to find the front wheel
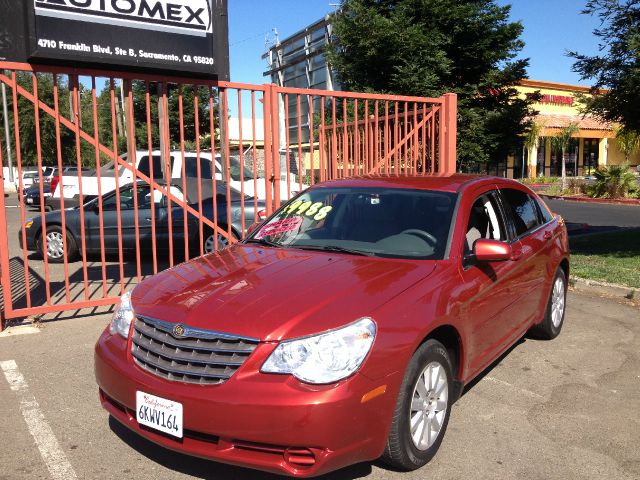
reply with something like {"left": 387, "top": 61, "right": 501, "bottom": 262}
{"left": 38, "top": 225, "right": 78, "bottom": 263}
{"left": 381, "top": 339, "right": 453, "bottom": 471}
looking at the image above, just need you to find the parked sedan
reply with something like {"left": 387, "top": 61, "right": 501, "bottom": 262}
{"left": 94, "top": 175, "right": 569, "bottom": 477}
{"left": 21, "top": 180, "right": 265, "bottom": 262}
{"left": 23, "top": 182, "right": 53, "bottom": 208}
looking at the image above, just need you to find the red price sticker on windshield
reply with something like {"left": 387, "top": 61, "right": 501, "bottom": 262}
{"left": 256, "top": 216, "right": 303, "bottom": 239}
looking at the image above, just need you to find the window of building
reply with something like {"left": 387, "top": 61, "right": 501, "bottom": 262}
{"left": 549, "top": 138, "right": 579, "bottom": 177}
{"left": 583, "top": 139, "right": 599, "bottom": 175}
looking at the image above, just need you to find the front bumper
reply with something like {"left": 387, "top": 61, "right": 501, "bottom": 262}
{"left": 94, "top": 328, "right": 399, "bottom": 477}
{"left": 18, "top": 226, "right": 38, "bottom": 251}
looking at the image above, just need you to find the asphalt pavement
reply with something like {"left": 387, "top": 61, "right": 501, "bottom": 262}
{"left": 0, "top": 290, "right": 638, "bottom": 480}
{"left": 544, "top": 198, "right": 640, "bottom": 232}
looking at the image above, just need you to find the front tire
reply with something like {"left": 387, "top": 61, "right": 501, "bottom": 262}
{"left": 381, "top": 339, "right": 453, "bottom": 471}
{"left": 529, "top": 267, "right": 567, "bottom": 340}
{"left": 38, "top": 225, "right": 78, "bottom": 263}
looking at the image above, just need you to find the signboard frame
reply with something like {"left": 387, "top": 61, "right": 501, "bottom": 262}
{"left": 0, "top": 0, "right": 229, "bottom": 80}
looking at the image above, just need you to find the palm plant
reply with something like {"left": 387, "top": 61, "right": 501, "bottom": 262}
{"left": 590, "top": 164, "right": 638, "bottom": 198}
{"left": 523, "top": 122, "right": 543, "bottom": 178}
{"left": 551, "top": 123, "right": 579, "bottom": 190}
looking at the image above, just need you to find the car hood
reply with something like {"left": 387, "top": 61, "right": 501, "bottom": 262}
{"left": 132, "top": 245, "right": 436, "bottom": 341}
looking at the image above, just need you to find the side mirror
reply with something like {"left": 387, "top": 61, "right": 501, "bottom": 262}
{"left": 474, "top": 239, "right": 512, "bottom": 262}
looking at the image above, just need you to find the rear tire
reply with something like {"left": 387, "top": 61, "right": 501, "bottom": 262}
{"left": 381, "top": 339, "right": 453, "bottom": 471}
{"left": 203, "top": 227, "right": 238, "bottom": 254}
{"left": 528, "top": 267, "right": 567, "bottom": 340}
{"left": 38, "top": 225, "right": 78, "bottom": 263}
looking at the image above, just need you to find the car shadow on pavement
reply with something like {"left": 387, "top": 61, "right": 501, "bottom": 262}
{"left": 108, "top": 417, "right": 373, "bottom": 480}
{"left": 460, "top": 337, "right": 526, "bottom": 397}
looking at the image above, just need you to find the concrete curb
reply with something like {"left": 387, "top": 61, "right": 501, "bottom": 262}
{"left": 540, "top": 194, "right": 640, "bottom": 206}
{"left": 570, "top": 276, "right": 638, "bottom": 301}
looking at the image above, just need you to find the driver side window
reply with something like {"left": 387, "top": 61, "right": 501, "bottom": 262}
{"left": 465, "top": 193, "right": 505, "bottom": 254}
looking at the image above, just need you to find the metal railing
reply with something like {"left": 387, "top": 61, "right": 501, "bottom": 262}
{"left": 0, "top": 62, "right": 456, "bottom": 326}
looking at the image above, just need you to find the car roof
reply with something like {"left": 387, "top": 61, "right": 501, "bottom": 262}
{"left": 131, "top": 178, "right": 244, "bottom": 203}
{"left": 311, "top": 174, "right": 520, "bottom": 194}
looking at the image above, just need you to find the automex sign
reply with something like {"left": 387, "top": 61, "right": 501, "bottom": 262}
{"left": 34, "top": 0, "right": 213, "bottom": 37}
{"left": 0, "top": 0, "right": 230, "bottom": 80}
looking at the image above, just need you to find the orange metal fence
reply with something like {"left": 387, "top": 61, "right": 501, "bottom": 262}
{"left": 0, "top": 62, "right": 456, "bottom": 326}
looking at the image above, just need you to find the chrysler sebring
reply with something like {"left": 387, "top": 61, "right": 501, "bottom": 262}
{"left": 94, "top": 175, "right": 569, "bottom": 477}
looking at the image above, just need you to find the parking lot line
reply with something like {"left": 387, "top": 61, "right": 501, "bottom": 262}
{"left": 0, "top": 360, "right": 78, "bottom": 480}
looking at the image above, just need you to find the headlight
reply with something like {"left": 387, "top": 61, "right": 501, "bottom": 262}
{"left": 25, "top": 221, "right": 33, "bottom": 229}
{"left": 109, "top": 291, "right": 135, "bottom": 338}
{"left": 261, "top": 318, "right": 376, "bottom": 384}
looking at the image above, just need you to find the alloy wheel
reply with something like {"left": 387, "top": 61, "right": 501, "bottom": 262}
{"left": 551, "top": 277, "right": 565, "bottom": 328}
{"left": 409, "top": 361, "right": 449, "bottom": 450}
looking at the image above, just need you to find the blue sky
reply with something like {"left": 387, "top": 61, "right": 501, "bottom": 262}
{"left": 228, "top": 0, "right": 603, "bottom": 87}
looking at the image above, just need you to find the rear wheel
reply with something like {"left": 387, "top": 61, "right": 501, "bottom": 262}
{"left": 529, "top": 267, "right": 567, "bottom": 340}
{"left": 38, "top": 225, "right": 78, "bottom": 263}
{"left": 381, "top": 339, "right": 453, "bottom": 471}
{"left": 203, "top": 228, "right": 238, "bottom": 254}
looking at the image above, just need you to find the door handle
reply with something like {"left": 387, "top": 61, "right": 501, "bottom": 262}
{"left": 543, "top": 230, "right": 553, "bottom": 240}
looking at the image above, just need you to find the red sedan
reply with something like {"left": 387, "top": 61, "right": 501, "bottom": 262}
{"left": 95, "top": 175, "right": 569, "bottom": 477}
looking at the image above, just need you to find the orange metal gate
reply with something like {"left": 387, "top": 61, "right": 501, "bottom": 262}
{"left": 0, "top": 62, "right": 456, "bottom": 326}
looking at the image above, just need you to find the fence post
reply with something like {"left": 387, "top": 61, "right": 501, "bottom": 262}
{"left": 270, "top": 84, "right": 281, "bottom": 209}
{"left": 442, "top": 93, "right": 457, "bottom": 175}
{"left": 0, "top": 131, "right": 12, "bottom": 330}
{"left": 262, "top": 84, "right": 274, "bottom": 214}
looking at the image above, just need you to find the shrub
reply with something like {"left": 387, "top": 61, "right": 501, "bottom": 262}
{"left": 589, "top": 164, "right": 638, "bottom": 198}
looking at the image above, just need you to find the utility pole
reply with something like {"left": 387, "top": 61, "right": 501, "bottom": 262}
{"left": 1, "top": 74, "right": 14, "bottom": 183}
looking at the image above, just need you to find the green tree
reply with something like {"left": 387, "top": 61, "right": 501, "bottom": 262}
{"left": 326, "top": 0, "right": 534, "bottom": 171}
{"left": 614, "top": 126, "right": 640, "bottom": 162}
{"left": 551, "top": 123, "right": 580, "bottom": 191}
{"left": 569, "top": 0, "right": 640, "bottom": 133}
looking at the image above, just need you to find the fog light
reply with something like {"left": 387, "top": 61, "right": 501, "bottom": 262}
{"left": 284, "top": 447, "right": 316, "bottom": 468}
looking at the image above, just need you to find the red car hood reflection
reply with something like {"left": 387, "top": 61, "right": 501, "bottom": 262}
{"left": 132, "top": 245, "right": 436, "bottom": 341}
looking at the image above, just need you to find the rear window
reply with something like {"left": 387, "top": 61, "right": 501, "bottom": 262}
{"left": 500, "top": 188, "right": 542, "bottom": 237}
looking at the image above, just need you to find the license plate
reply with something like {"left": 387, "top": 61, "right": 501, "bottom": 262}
{"left": 136, "top": 391, "right": 183, "bottom": 438}
{"left": 26, "top": 198, "right": 33, "bottom": 204}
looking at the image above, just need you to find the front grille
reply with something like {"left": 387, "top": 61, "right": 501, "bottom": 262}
{"left": 131, "top": 315, "right": 260, "bottom": 385}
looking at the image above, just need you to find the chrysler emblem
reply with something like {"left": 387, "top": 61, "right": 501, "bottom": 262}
{"left": 172, "top": 324, "right": 186, "bottom": 337}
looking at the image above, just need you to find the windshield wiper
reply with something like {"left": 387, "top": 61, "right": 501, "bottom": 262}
{"left": 293, "top": 244, "right": 377, "bottom": 257}
{"left": 244, "top": 237, "right": 282, "bottom": 248}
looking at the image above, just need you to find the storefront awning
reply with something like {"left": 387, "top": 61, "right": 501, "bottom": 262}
{"left": 529, "top": 113, "right": 615, "bottom": 138}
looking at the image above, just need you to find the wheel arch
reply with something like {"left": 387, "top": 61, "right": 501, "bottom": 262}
{"left": 418, "top": 325, "right": 464, "bottom": 383}
{"left": 418, "top": 324, "right": 465, "bottom": 402}
{"left": 558, "top": 257, "right": 569, "bottom": 280}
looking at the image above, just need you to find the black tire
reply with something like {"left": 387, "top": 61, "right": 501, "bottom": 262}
{"left": 202, "top": 227, "right": 238, "bottom": 254}
{"left": 381, "top": 339, "right": 454, "bottom": 471}
{"left": 528, "top": 267, "right": 567, "bottom": 340}
{"left": 38, "top": 225, "right": 78, "bottom": 263}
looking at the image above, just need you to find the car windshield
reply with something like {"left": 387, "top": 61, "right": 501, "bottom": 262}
{"left": 246, "top": 187, "right": 457, "bottom": 259}
{"left": 229, "top": 156, "right": 254, "bottom": 182}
